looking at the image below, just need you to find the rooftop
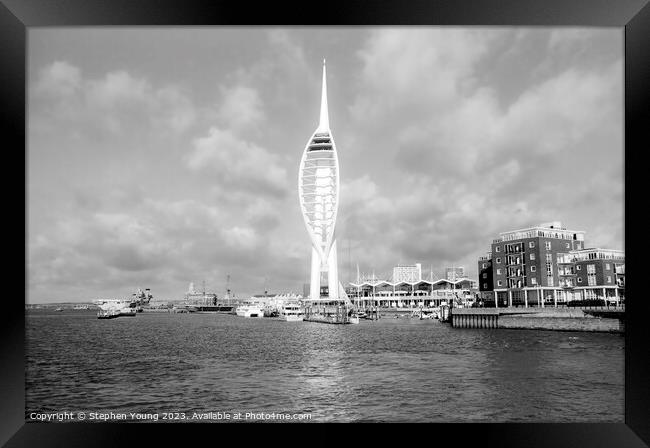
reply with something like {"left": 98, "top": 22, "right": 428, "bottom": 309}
{"left": 494, "top": 222, "right": 585, "bottom": 243}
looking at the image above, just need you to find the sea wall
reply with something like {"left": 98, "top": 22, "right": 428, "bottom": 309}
{"left": 451, "top": 307, "right": 624, "bottom": 333}
{"left": 498, "top": 315, "right": 623, "bottom": 333}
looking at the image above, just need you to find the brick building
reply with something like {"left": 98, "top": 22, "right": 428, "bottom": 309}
{"left": 477, "top": 222, "right": 624, "bottom": 307}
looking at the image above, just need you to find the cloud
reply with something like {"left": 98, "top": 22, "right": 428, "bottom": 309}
{"left": 31, "top": 61, "right": 197, "bottom": 136}
{"left": 186, "top": 127, "right": 290, "bottom": 197}
{"left": 34, "top": 61, "right": 82, "bottom": 97}
{"left": 27, "top": 29, "right": 623, "bottom": 301}
{"left": 217, "top": 85, "right": 265, "bottom": 131}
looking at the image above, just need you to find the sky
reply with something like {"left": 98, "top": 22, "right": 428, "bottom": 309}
{"left": 27, "top": 27, "right": 624, "bottom": 303}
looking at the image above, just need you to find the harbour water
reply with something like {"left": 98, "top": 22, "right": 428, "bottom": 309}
{"left": 25, "top": 309, "right": 624, "bottom": 422}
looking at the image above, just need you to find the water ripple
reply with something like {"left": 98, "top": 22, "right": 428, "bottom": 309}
{"left": 25, "top": 310, "right": 624, "bottom": 422}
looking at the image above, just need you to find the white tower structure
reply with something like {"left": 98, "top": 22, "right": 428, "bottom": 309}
{"left": 298, "top": 60, "right": 341, "bottom": 300}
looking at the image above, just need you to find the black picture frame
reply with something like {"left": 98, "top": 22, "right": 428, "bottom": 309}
{"left": 4, "top": 0, "right": 648, "bottom": 446}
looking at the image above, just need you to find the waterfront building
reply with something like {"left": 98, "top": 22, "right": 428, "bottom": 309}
{"left": 478, "top": 254, "right": 494, "bottom": 300}
{"left": 349, "top": 267, "right": 476, "bottom": 308}
{"left": 477, "top": 222, "right": 625, "bottom": 307}
{"left": 298, "top": 60, "right": 345, "bottom": 301}
{"left": 445, "top": 267, "right": 465, "bottom": 281}
{"left": 393, "top": 263, "right": 422, "bottom": 283}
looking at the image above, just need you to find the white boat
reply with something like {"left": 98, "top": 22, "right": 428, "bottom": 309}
{"left": 280, "top": 302, "right": 304, "bottom": 322}
{"left": 349, "top": 314, "right": 360, "bottom": 324}
{"left": 235, "top": 300, "right": 264, "bottom": 318}
{"left": 93, "top": 299, "right": 137, "bottom": 318}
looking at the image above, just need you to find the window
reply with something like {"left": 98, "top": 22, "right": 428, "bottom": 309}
{"left": 576, "top": 242, "right": 582, "bottom": 250}
{"left": 483, "top": 283, "right": 488, "bottom": 289}
{"left": 496, "top": 269, "right": 502, "bottom": 275}
{"left": 482, "top": 273, "right": 487, "bottom": 279}
{"left": 495, "top": 246, "right": 501, "bottom": 253}
{"left": 496, "top": 258, "right": 501, "bottom": 264}
{"left": 607, "top": 276, "right": 612, "bottom": 283}
{"left": 576, "top": 265, "right": 581, "bottom": 271}
{"left": 545, "top": 241, "right": 551, "bottom": 250}
{"left": 547, "top": 276, "right": 554, "bottom": 286}
{"left": 531, "top": 266, "right": 536, "bottom": 272}
{"left": 529, "top": 241, "right": 535, "bottom": 248}
{"left": 578, "top": 277, "right": 582, "bottom": 283}
{"left": 586, "top": 265, "right": 596, "bottom": 286}
{"left": 605, "top": 263, "right": 611, "bottom": 270}
{"left": 482, "top": 263, "right": 487, "bottom": 269}
{"left": 530, "top": 253, "right": 536, "bottom": 260}
{"left": 530, "top": 277, "right": 537, "bottom": 285}
{"left": 497, "top": 280, "right": 502, "bottom": 287}
{"left": 566, "top": 243, "right": 570, "bottom": 249}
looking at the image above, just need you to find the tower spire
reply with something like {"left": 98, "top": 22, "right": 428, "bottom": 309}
{"left": 318, "top": 58, "right": 330, "bottom": 132}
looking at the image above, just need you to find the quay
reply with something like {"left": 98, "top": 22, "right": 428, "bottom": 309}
{"left": 450, "top": 307, "right": 624, "bottom": 333}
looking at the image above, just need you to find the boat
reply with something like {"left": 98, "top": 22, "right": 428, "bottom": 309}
{"left": 131, "top": 287, "right": 154, "bottom": 311}
{"left": 54, "top": 307, "right": 64, "bottom": 312}
{"left": 349, "top": 313, "right": 360, "bottom": 324}
{"left": 184, "top": 282, "right": 218, "bottom": 305}
{"left": 93, "top": 298, "right": 137, "bottom": 319}
{"left": 97, "top": 309, "right": 121, "bottom": 319}
{"left": 279, "top": 302, "right": 304, "bottom": 322}
{"left": 97, "top": 307, "right": 136, "bottom": 318}
{"left": 235, "top": 299, "right": 265, "bottom": 318}
{"left": 264, "top": 307, "right": 280, "bottom": 318}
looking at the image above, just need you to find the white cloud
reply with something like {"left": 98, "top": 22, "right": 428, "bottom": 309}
{"left": 186, "top": 127, "right": 289, "bottom": 197}
{"left": 222, "top": 226, "right": 259, "bottom": 251}
{"left": 34, "top": 61, "right": 82, "bottom": 97}
{"left": 86, "top": 71, "right": 150, "bottom": 109}
{"left": 496, "top": 63, "right": 621, "bottom": 156}
{"left": 217, "top": 85, "right": 264, "bottom": 131}
{"left": 32, "top": 62, "right": 197, "bottom": 136}
{"left": 27, "top": 29, "right": 623, "bottom": 301}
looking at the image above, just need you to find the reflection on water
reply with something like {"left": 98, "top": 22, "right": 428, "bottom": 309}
{"left": 26, "top": 310, "right": 623, "bottom": 422}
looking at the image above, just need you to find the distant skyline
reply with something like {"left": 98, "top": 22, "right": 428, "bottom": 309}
{"left": 27, "top": 27, "right": 623, "bottom": 303}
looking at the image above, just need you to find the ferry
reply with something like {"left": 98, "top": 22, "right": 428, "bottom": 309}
{"left": 93, "top": 299, "right": 137, "bottom": 319}
{"left": 279, "top": 302, "right": 304, "bottom": 322}
{"left": 235, "top": 300, "right": 264, "bottom": 318}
